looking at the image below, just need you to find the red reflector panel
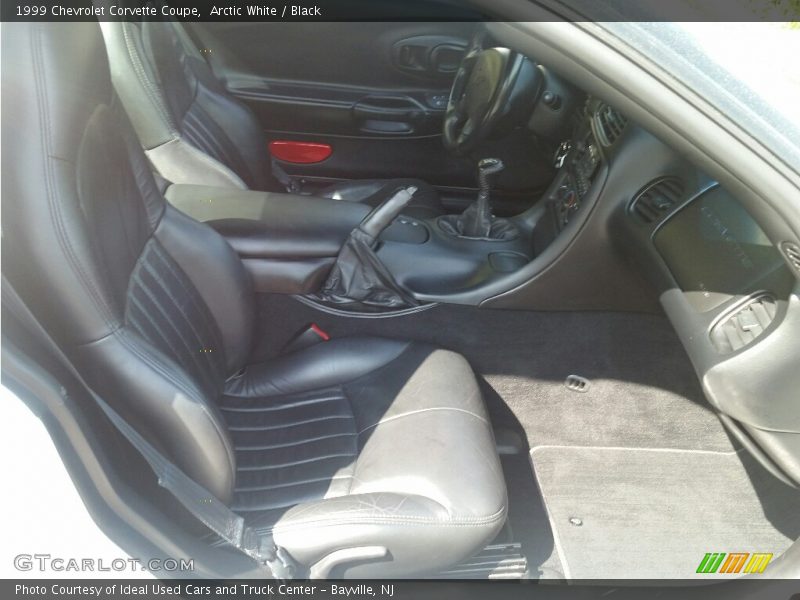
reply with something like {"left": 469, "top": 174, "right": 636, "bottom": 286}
{"left": 269, "top": 140, "right": 332, "bottom": 164}
{"left": 310, "top": 323, "right": 331, "bottom": 341}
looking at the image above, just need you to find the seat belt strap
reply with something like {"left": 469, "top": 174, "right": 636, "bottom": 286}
{"left": 1, "top": 279, "right": 297, "bottom": 580}
{"left": 271, "top": 157, "right": 301, "bottom": 193}
{"left": 93, "top": 389, "right": 296, "bottom": 580}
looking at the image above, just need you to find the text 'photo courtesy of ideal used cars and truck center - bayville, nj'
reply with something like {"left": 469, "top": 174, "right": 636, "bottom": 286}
{"left": 1, "top": 0, "right": 800, "bottom": 599}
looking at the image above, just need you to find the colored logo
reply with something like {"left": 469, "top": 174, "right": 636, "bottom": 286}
{"left": 696, "top": 552, "right": 773, "bottom": 574}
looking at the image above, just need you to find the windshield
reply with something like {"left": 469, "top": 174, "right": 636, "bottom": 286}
{"left": 598, "top": 21, "right": 800, "bottom": 176}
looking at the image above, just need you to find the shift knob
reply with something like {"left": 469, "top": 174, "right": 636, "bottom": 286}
{"left": 477, "top": 158, "right": 505, "bottom": 194}
{"left": 438, "top": 157, "right": 516, "bottom": 240}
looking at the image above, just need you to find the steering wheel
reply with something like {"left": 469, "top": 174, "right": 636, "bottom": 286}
{"left": 443, "top": 31, "right": 540, "bottom": 155}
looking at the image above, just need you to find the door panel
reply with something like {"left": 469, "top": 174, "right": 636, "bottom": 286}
{"left": 226, "top": 79, "right": 446, "bottom": 138}
{"left": 192, "top": 21, "right": 475, "bottom": 90}
{"left": 189, "top": 13, "right": 553, "bottom": 209}
{"left": 190, "top": 20, "right": 478, "bottom": 187}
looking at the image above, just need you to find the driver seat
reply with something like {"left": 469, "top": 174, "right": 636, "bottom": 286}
{"left": 98, "top": 20, "right": 445, "bottom": 219}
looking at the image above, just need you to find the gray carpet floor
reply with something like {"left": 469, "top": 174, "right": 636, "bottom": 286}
{"left": 254, "top": 296, "right": 736, "bottom": 452}
{"left": 530, "top": 445, "right": 800, "bottom": 579}
{"left": 490, "top": 372, "right": 735, "bottom": 453}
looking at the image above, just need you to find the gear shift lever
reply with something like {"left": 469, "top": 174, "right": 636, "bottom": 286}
{"left": 439, "top": 158, "right": 518, "bottom": 240}
{"left": 469, "top": 158, "right": 505, "bottom": 237}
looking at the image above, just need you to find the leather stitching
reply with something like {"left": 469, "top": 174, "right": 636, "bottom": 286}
{"left": 236, "top": 474, "right": 353, "bottom": 493}
{"left": 224, "top": 384, "right": 357, "bottom": 506}
{"left": 235, "top": 452, "right": 357, "bottom": 471}
{"left": 357, "top": 407, "right": 489, "bottom": 435}
{"left": 222, "top": 341, "right": 413, "bottom": 399}
{"left": 257, "top": 506, "right": 508, "bottom": 535}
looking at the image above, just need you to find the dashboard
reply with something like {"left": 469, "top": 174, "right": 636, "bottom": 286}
{"left": 572, "top": 98, "right": 800, "bottom": 487}
{"left": 653, "top": 186, "right": 791, "bottom": 314}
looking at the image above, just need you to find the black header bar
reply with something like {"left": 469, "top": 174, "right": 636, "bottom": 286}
{"left": 2, "top": 0, "right": 800, "bottom": 22}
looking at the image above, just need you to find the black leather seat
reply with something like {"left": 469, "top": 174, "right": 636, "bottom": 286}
{"left": 1, "top": 23, "right": 506, "bottom": 577}
{"left": 96, "top": 19, "right": 445, "bottom": 219}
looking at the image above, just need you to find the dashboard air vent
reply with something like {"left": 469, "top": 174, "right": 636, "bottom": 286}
{"left": 595, "top": 104, "right": 628, "bottom": 146}
{"left": 629, "top": 177, "right": 685, "bottom": 223}
{"left": 781, "top": 242, "right": 800, "bottom": 273}
{"left": 710, "top": 294, "right": 778, "bottom": 354}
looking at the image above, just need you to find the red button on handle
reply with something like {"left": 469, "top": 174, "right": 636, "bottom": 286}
{"left": 269, "top": 140, "right": 332, "bottom": 164}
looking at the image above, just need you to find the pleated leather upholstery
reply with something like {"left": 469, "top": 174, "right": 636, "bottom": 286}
{"left": 221, "top": 386, "right": 358, "bottom": 513}
{"left": 126, "top": 238, "right": 228, "bottom": 398}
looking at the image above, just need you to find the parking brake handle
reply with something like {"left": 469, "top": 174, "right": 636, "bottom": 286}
{"left": 358, "top": 185, "right": 417, "bottom": 240}
{"left": 316, "top": 186, "right": 420, "bottom": 309}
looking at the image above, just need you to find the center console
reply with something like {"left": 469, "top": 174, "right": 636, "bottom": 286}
{"left": 164, "top": 183, "right": 532, "bottom": 305}
{"left": 164, "top": 97, "right": 613, "bottom": 312}
{"left": 164, "top": 184, "right": 426, "bottom": 296}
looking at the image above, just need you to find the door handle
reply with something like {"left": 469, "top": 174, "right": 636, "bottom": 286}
{"left": 352, "top": 96, "right": 427, "bottom": 135}
{"left": 430, "top": 44, "right": 465, "bottom": 74}
{"left": 392, "top": 36, "right": 467, "bottom": 77}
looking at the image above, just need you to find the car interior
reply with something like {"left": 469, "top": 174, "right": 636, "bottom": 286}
{"left": 2, "top": 11, "right": 799, "bottom": 581}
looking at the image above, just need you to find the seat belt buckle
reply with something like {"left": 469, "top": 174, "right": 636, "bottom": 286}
{"left": 270, "top": 157, "right": 302, "bottom": 194}
{"left": 280, "top": 323, "right": 330, "bottom": 355}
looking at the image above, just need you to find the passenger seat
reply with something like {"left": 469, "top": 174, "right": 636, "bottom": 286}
{"left": 1, "top": 22, "right": 506, "bottom": 577}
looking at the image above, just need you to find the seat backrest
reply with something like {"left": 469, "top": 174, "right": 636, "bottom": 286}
{"left": 98, "top": 19, "right": 271, "bottom": 191}
{"left": 1, "top": 22, "right": 257, "bottom": 503}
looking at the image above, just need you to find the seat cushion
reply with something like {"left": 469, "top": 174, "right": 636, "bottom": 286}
{"left": 221, "top": 337, "right": 507, "bottom": 577}
{"left": 318, "top": 178, "right": 445, "bottom": 220}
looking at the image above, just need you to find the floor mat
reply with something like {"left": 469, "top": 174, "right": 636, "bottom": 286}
{"left": 530, "top": 445, "right": 800, "bottom": 579}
